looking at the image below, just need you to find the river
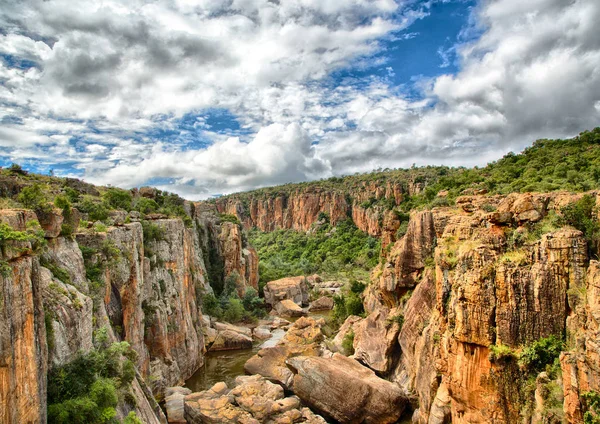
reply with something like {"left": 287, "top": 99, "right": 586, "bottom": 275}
{"left": 184, "top": 311, "right": 331, "bottom": 392}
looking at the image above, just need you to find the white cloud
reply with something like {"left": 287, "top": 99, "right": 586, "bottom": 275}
{"left": 0, "top": 0, "right": 599, "bottom": 199}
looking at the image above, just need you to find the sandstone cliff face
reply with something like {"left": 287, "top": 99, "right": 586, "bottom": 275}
{"left": 359, "top": 191, "right": 600, "bottom": 423}
{"left": 0, "top": 200, "right": 259, "bottom": 423}
{"left": 193, "top": 203, "right": 259, "bottom": 296}
{"left": 213, "top": 181, "right": 417, "bottom": 239}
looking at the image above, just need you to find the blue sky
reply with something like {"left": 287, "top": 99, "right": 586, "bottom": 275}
{"left": 0, "top": 0, "right": 599, "bottom": 199}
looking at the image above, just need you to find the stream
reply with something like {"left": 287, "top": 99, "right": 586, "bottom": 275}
{"left": 185, "top": 311, "right": 331, "bottom": 392}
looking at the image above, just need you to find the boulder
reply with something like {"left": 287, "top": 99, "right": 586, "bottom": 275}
{"left": 308, "top": 296, "right": 333, "bottom": 311}
{"left": 245, "top": 317, "right": 324, "bottom": 389}
{"left": 36, "top": 208, "right": 64, "bottom": 238}
{"left": 184, "top": 376, "right": 327, "bottom": 424}
{"left": 214, "top": 321, "right": 253, "bottom": 338}
{"left": 208, "top": 330, "right": 252, "bottom": 351}
{"left": 353, "top": 309, "right": 402, "bottom": 374}
{"left": 264, "top": 276, "right": 309, "bottom": 307}
{"left": 331, "top": 315, "right": 362, "bottom": 353}
{"left": 274, "top": 299, "right": 306, "bottom": 317}
{"left": 165, "top": 387, "right": 192, "bottom": 423}
{"left": 253, "top": 326, "right": 272, "bottom": 340}
{"left": 287, "top": 354, "right": 407, "bottom": 424}
{"left": 108, "top": 210, "right": 128, "bottom": 226}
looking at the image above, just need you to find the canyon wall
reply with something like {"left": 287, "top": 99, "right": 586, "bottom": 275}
{"left": 349, "top": 191, "right": 600, "bottom": 423}
{"left": 213, "top": 180, "right": 423, "bottom": 253}
{"left": 0, "top": 201, "right": 258, "bottom": 423}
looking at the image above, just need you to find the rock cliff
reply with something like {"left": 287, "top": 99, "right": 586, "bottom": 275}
{"left": 0, "top": 196, "right": 259, "bottom": 423}
{"left": 354, "top": 191, "right": 600, "bottom": 423}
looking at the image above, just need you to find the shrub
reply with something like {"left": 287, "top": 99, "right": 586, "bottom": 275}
{"left": 219, "top": 213, "right": 241, "bottom": 225}
{"left": 222, "top": 297, "right": 245, "bottom": 323}
{"left": 103, "top": 188, "right": 133, "bottom": 211}
{"left": 134, "top": 198, "right": 158, "bottom": 214}
{"left": 47, "top": 330, "right": 137, "bottom": 424}
{"left": 342, "top": 330, "right": 355, "bottom": 355}
{"left": 18, "top": 184, "right": 51, "bottom": 212}
{"left": 489, "top": 344, "right": 518, "bottom": 363}
{"left": 77, "top": 198, "right": 110, "bottom": 222}
{"left": 559, "top": 195, "right": 600, "bottom": 255}
{"left": 332, "top": 292, "right": 364, "bottom": 325}
{"left": 202, "top": 293, "right": 223, "bottom": 319}
{"left": 582, "top": 391, "right": 600, "bottom": 424}
{"left": 142, "top": 220, "right": 166, "bottom": 243}
{"left": 349, "top": 279, "right": 366, "bottom": 294}
{"left": 386, "top": 313, "right": 404, "bottom": 330}
{"left": 518, "top": 335, "right": 564, "bottom": 374}
{"left": 242, "top": 287, "right": 266, "bottom": 318}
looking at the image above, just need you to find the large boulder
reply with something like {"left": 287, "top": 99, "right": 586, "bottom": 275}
{"left": 274, "top": 299, "right": 306, "bottom": 317}
{"left": 208, "top": 330, "right": 252, "bottom": 352}
{"left": 264, "top": 276, "right": 309, "bottom": 307}
{"left": 287, "top": 354, "right": 407, "bottom": 424}
{"left": 308, "top": 296, "right": 333, "bottom": 311}
{"left": 165, "top": 387, "right": 192, "bottom": 424}
{"left": 353, "top": 308, "right": 402, "bottom": 374}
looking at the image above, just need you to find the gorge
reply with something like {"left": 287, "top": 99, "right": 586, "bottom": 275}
{"left": 2, "top": 128, "right": 600, "bottom": 423}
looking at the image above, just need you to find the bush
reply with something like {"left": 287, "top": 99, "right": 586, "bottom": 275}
{"left": 77, "top": 198, "right": 109, "bottom": 222}
{"left": 142, "top": 220, "right": 166, "bottom": 243}
{"left": 219, "top": 213, "right": 241, "bottom": 225}
{"left": 332, "top": 292, "right": 364, "bottom": 325}
{"left": 18, "top": 184, "right": 51, "bottom": 212}
{"left": 47, "top": 330, "right": 138, "bottom": 424}
{"left": 103, "top": 188, "right": 133, "bottom": 211}
{"left": 202, "top": 293, "right": 223, "bottom": 318}
{"left": 242, "top": 287, "right": 266, "bottom": 318}
{"left": 559, "top": 195, "right": 600, "bottom": 255}
{"left": 341, "top": 330, "right": 355, "bottom": 355}
{"left": 222, "top": 297, "right": 245, "bottom": 323}
{"left": 134, "top": 198, "right": 158, "bottom": 214}
{"left": 518, "top": 335, "right": 564, "bottom": 374}
{"left": 582, "top": 391, "right": 600, "bottom": 424}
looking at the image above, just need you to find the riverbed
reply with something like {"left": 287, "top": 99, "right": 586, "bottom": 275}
{"left": 185, "top": 311, "right": 331, "bottom": 392}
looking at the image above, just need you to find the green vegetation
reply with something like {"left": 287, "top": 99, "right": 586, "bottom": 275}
{"left": 249, "top": 218, "right": 380, "bottom": 286}
{"left": 583, "top": 391, "right": 600, "bottom": 424}
{"left": 518, "top": 335, "right": 564, "bottom": 375}
{"left": 557, "top": 194, "right": 600, "bottom": 255}
{"left": 18, "top": 183, "right": 52, "bottom": 213}
{"left": 103, "top": 188, "right": 133, "bottom": 211}
{"left": 341, "top": 330, "right": 355, "bottom": 355}
{"left": 219, "top": 213, "right": 241, "bottom": 225}
{"left": 47, "top": 327, "right": 141, "bottom": 424}
{"left": 0, "top": 221, "right": 46, "bottom": 253}
{"left": 202, "top": 273, "right": 265, "bottom": 323}
{"left": 141, "top": 220, "right": 166, "bottom": 243}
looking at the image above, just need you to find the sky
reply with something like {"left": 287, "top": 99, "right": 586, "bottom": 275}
{"left": 0, "top": 0, "right": 599, "bottom": 199}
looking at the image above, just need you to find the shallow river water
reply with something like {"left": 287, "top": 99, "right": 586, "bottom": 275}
{"left": 184, "top": 311, "right": 331, "bottom": 392}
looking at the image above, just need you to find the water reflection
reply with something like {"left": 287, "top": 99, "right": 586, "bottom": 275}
{"left": 185, "top": 311, "right": 331, "bottom": 392}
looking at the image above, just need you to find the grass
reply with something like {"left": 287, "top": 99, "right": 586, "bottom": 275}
{"left": 500, "top": 249, "right": 529, "bottom": 266}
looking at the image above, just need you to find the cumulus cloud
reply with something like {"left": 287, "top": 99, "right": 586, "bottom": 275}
{"left": 0, "top": 0, "right": 599, "bottom": 198}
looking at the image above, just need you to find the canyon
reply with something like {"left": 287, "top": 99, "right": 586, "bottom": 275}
{"left": 1, "top": 138, "right": 600, "bottom": 423}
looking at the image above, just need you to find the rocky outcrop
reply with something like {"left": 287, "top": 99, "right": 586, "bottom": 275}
{"left": 209, "top": 330, "right": 253, "bottom": 351}
{"left": 263, "top": 276, "right": 309, "bottom": 307}
{"left": 274, "top": 299, "right": 306, "bottom": 317}
{"left": 165, "top": 386, "right": 192, "bottom": 424}
{"left": 193, "top": 203, "right": 259, "bottom": 296}
{"left": 287, "top": 353, "right": 407, "bottom": 423}
{"left": 0, "top": 195, "right": 264, "bottom": 422}
{"left": 308, "top": 296, "right": 333, "bottom": 311}
{"left": 0, "top": 255, "right": 48, "bottom": 424}
{"left": 245, "top": 317, "right": 324, "bottom": 389}
{"left": 365, "top": 191, "right": 599, "bottom": 423}
{"left": 184, "top": 375, "right": 327, "bottom": 424}
{"left": 212, "top": 179, "right": 417, "bottom": 235}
